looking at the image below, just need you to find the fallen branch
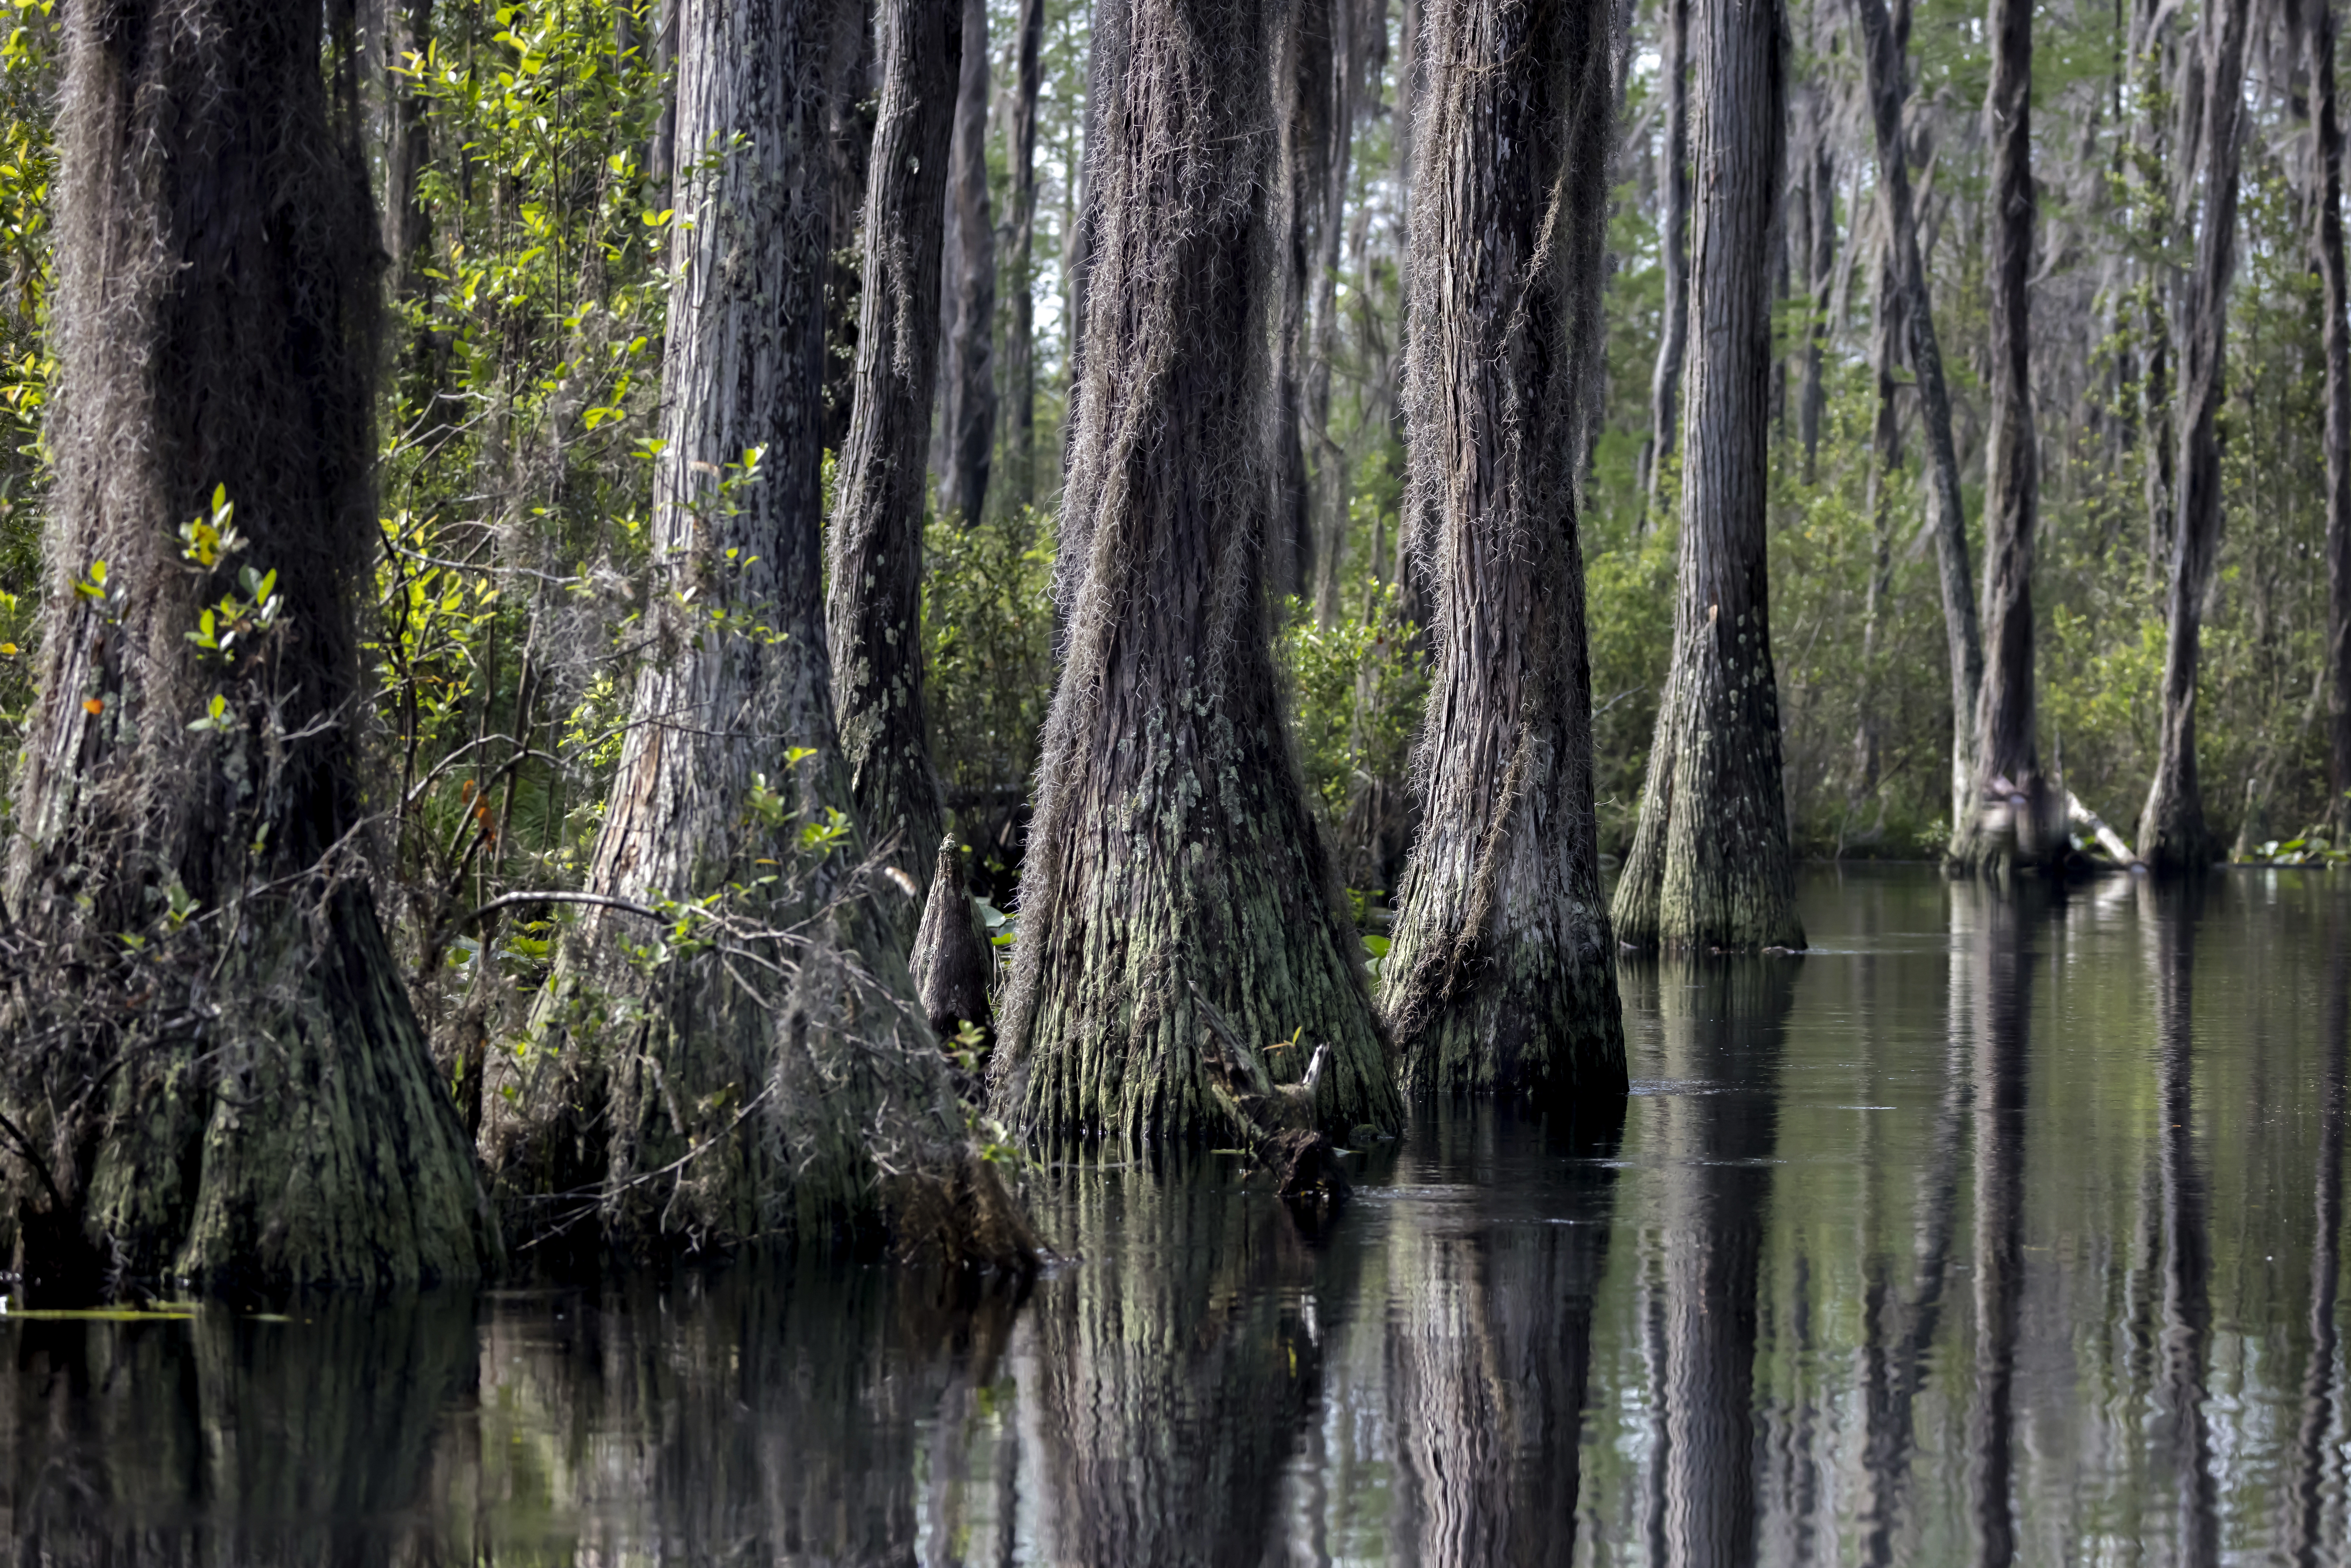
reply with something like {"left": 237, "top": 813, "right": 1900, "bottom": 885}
{"left": 2066, "top": 790, "right": 2143, "bottom": 870}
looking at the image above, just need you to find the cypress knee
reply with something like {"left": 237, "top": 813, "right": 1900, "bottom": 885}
{"left": 1610, "top": 0, "right": 1806, "bottom": 953}
{"left": 990, "top": 0, "right": 1402, "bottom": 1145}
{"left": 1379, "top": 0, "right": 1628, "bottom": 1105}
{"left": 0, "top": 0, "right": 496, "bottom": 1299}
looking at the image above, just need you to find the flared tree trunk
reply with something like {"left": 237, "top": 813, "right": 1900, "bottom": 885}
{"left": 2138, "top": 0, "right": 2250, "bottom": 874}
{"left": 1610, "top": 0, "right": 1805, "bottom": 955}
{"left": 1003, "top": 0, "right": 1048, "bottom": 510}
{"left": 1271, "top": 0, "right": 1336, "bottom": 606}
{"left": 2308, "top": 0, "right": 2351, "bottom": 843}
{"left": 0, "top": 0, "right": 495, "bottom": 1300}
{"left": 480, "top": 0, "right": 1035, "bottom": 1270}
{"left": 1855, "top": 0, "right": 1984, "bottom": 838}
{"left": 826, "top": 0, "right": 958, "bottom": 920}
{"left": 1951, "top": 0, "right": 2054, "bottom": 877}
{"left": 1379, "top": 0, "right": 1628, "bottom": 1106}
{"left": 935, "top": 0, "right": 995, "bottom": 530}
{"left": 989, "top": 0, "right": 1401, "bottom": 1145}
{"left": 1644, "top": 0, "right": 1691, "bottom": 521}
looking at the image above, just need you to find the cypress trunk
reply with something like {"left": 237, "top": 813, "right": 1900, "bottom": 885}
{"left": 1796, "top": 84, "right": 1833, "bottom": 484}
{"left": 479, "top": 0, "right": 1036, "bottom": 1271}
{"left": 1304, "top": 0, "right": 1362, "bottom": 629}
{"left": 989, "top": 0, "right": 1402, "bottom": 1146}
{"left": 1271, "top": 0, "right": 1336, "bottom": 606}
{"left": 1952, "top": 0, "right": 2054, "bottom": 876}
{"left": 1644, "top": 0, "right": 1691, "bottom": 521}
{"left": 2133, "top": 0, "right": 2176, "bottom": 582}
{"left": 1003, "top": 0, "right": 1048, "bottom": 510}
{"left": 826, "top": 0, "right": 957, "bottom": 919}
{"left": 819, "top": 0, "right": 876, "bottom": 459}
{"left": 2309, "top": 0, "right": 2351, "bottom": 844}
{"left": 935, "top": 0, "right": 996, "bottom": 530}
{"left": 1855, "top": 0, "right": 1985, "bottom": 837}
{"left": 1380, "top": 0, "right": 1628, "bottom": 1106}
{"left": 0, "top": 0, "right": 496, "bottom": 1300}
{"left": 1610, "top": 0, "right": 1805, "bottom": 954}
{"left": 2137, "top": 0, "right": 2250, "bottom": 875}
{"left": 382, "top": 0, "right": 433, "bottom": 302}
{"left": 1853, "top": 226, "right": 1906, "bottom": 800}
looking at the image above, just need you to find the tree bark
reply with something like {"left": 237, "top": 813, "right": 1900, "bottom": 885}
{"left": 2137, "top": 0, "right": 2250, "bottom": 875}
{"left": 1796, "top": 60, "right": 1833, "bottom": 484}
{"left": 480, "top": 0, "right": 1035, "bottom": 1270}
{"left": 820, "top": 0, "right": 877, "bottom": 459}
{"left": 1305, "top": 0, "right": 1362, "bottom": 628}
{"left": 1643, "top": 0, "right": 1691, "bottom": 522}
{"left": 1003, "top": 0, "right": 1048, "bottom": 511}
{"left": 1951, "top": 0, "right": 2054, "bottom": 877}
{"left": 1853, "top": 225, "right": 1905, "bottom": 801}
{"left": 1610, "top": 0, "right": 1805, "bottom": 954}
{"left": 2132, "top": 0, "right": 2176, "bottom": 584}
{"left": 1271, "top": 0, "right": 1336, "bottom": 607}
{"left": 827, "top": 0, "right": 957, "bottom": 925}
{"left": 0, "top": 0, "right": 496, "bottom": 1300}
{"left": 382, "top": 0, "right": 433, "bottom": 301}
{"left": 1854, "top": 0, "right": 1985, "bottom": 838}
{"left": 1379, "top": 0, "right": 1627, "bottom": 1106}
{"left": 2307, "top": 0, "right": 2351, "bottom": 844}
{"left": 989, "top": 0, "right": 1402, "bottom": 1146}
{"left": 935, "top": 0, "right": 996, "bottom": 530}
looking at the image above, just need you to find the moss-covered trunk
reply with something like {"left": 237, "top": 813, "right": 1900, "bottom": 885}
{"left": 826, "top": 0, "right": 957, "bottom": 919}
{"left": 2138, "top": 0, "right": 2250, "bottom": 875}
{"left": 990, "top": 0, "right": 1401, "bottom": 1146}
{"left": 1379, "top": 0, "right": 1626, "bottom": 1107}
{"left": 1951, "top": 0, "right": 2056, "bottom": 878}
{"left": 1610, "top": 0, "right": 1805, "bottom": 955}
{"left": 480, "top": 0, "right": 1035, "bottom": 1272}
{"left": 0, "top": 0, "right": 495, "bottom": 1301}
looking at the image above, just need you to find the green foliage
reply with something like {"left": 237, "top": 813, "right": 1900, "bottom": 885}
{"left": 923, "top": 500, "right": 1056, "bottom": 888}
{"left": 1274, "top": 585, "right": 1426, "bottom": 828}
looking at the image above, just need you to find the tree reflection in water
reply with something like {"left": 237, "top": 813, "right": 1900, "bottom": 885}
{"left": 8, "top": 870, "right": 2351, "bottom": 1563}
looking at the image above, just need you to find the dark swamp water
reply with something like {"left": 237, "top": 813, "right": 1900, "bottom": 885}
{"left": 8, "top": 866, "right": 2351, "bottom": 1565}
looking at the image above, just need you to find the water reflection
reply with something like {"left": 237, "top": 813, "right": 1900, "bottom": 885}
{"left": 8, "top": 869, "right": 2351, "bottom": 1564}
